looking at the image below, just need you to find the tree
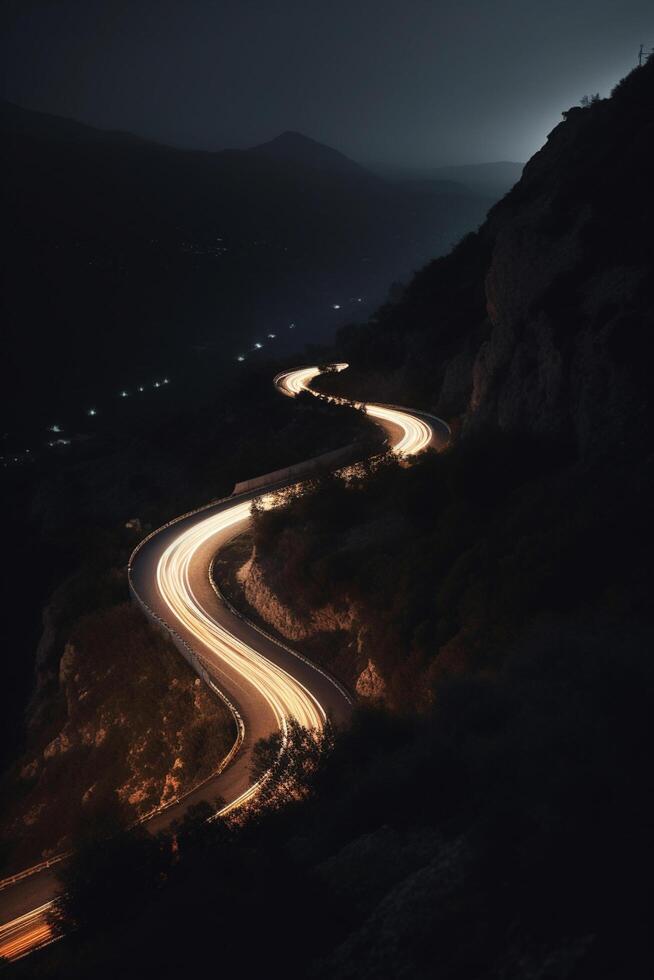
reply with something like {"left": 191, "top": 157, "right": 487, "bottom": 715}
{"left": 580, "top": 93, "right": 601, "bottom": 107}
{"left": 248, "top": 718, "right": 336, "bottom": 813}
{"left": 49, "top": 824, "right": 172, "bottom": 936}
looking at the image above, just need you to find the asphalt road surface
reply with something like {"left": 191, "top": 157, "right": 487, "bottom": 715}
{"left": 0, "top": 363, "right": 449, "bottom": 961}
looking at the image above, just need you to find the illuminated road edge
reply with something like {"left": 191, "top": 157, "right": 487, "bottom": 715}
{"left": 0, "top": 363, "right": 448, "bottom": 961}
{"left": 149, "top": 364, "right": 441, "bottom": 815}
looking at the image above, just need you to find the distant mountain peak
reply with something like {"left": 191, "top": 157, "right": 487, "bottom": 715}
{"left": 249, "top": 130, "right": 368, "bottom": 177}
{"left": 267, "top": 129, "right": 315, "bottom": 145}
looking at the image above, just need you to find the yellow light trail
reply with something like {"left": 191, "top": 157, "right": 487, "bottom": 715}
{"left": 275, "top": 364, "right": 433, "bottom": 456}
{"left": 0, "top": 363, "right": 439, "bottom": 959}
{"left": 155, "top": 498, "right": 327, "bottom": 813}
{"left": 153, "top": 365, "right": 436, "bottom": 814}
{"left": 0, "top": 903, "right": 56, "bottom": 961}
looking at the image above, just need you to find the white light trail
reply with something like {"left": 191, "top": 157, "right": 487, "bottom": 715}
{"left": 152, "top": 365, "right": 434, "bottom": 815}
{"left": 0, "top": 362, "right": 441, "bottom": 962}
{"left": 275, "top": 364, "right": 434, "bottom": 456}
{"left": 156, "top": 505, "right": 326, "bottom": 733}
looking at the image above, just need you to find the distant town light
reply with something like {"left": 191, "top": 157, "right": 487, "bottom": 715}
{"left": 49, "top": 424, "right": 62, "bottom": 433}
{"left": 289, "top": 322, "right": 296, "bottom": 329}
{"left": 87, "top": 408, "right": 97, "bottom": 416}
{"left": 332, "top": 304, "right": 341, "bottom": 310}
{"left": 154, "top": 381, "right": 161, "bottom": 388}
{"left": 357, "top": 297, "right": 363, "bottom": 302}
{"left": 267, "top": 333, "right": 276, "bottom": 339}
{"left": 120, "top": 390, "right": 129, "bottom": 398}
{"left": 138, "top": 385, "right": 145, "bottom": 392}
{"left": 163, "top": 378, "right": 170, "bottom": 384}
{"left": 237, "top": 355, "right": 245, "bottom": 362}
{"left": 254, "top": 342, "right": 263, "bottom": 349}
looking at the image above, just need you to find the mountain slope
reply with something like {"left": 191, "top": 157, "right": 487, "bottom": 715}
{"left": 248, "top": 130, "right": 369, "bottom": 177}
{"left": 328, "top": 57, "right": 654, "bottom": 462}
{"left": 429, "top": 160, "right": 524, "bottom": 197}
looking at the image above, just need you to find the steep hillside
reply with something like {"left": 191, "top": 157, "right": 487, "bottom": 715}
{"left": 0, "top": 598, "right": 235, "bottom": 873}
{"left": 324, "top": 56, "right": 654, "bottom": 462}
{"left": 227, "top": 60, "right": 654, "bottom": 719}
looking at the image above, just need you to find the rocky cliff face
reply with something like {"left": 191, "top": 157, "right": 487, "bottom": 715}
{"left": 0, "top": 601, "right": 235, "bottom": 871}
{"left": 332, "top": 59, "right": 654, "bottom": 463}
{"left": 238, "top": 549, "right": 357, "bottom": 641}
{"left": 233, "top": 547, "right": 385, "bottom": 699}
{"left": 468, "top": 80, "right": 653, "bottom": 458}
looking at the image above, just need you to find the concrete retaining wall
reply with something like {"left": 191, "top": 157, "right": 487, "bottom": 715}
{"left": 232, "top": 443, "right": 355, "bottom": 495}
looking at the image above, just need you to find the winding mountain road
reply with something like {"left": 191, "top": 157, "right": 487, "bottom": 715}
{"left": 0, "top": 363, "right": 449, "bottom": 961}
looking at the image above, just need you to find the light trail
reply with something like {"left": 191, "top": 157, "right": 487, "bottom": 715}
{"left": 151, "top": 364, "right": 437, "bottom": 816}
{"left": 275, "top": 364, "right": 433, "bottom": 456}
{"left": 0, "top": 362, "right": 442, "bottom": 960}
{"left": 154, "top": 497, "right": 327, "bottom": 813}
{"left": 0, "top": 903, "right": 56, "bottom": 961}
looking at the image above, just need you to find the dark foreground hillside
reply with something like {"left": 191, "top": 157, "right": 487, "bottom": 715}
{"left": 10, "top": 61, "right": 654, "bottom": 980}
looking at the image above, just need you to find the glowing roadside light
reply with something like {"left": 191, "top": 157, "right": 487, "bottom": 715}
{"left": 120, "top": 390, "right": 129, "bottom": 398}
{"left": 267, "top": 333, "right": 276, "bottom": 339}
{"left": 254, "top": 342, "right": 263, "bottom": 349}
{"left": 357, "top": 297, "right": 363, "bottom": 302}
{"left": 138, "top": 385, "right": 145, "bottom": 392}
{"left": 87, "top": 408, "right": 97, "bottom": 416}
{"left": 154, "top": 381, "right": 161, "bottom": 388}
{"left": 163, "top": 378, "right": 170, "bottom": 384}
{"left": 332, "top": 304, "right": 341, "bottom": 310}
{"left": 49, "top": 425, "right": 61, "bottom": 433}
{"left": 289, "top": 322, "right": 295, "bottom": 329}
{"left": 237, "top": 355, "right": 245, "bottom": 362}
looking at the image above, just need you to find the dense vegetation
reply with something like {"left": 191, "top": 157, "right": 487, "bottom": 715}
{"left": 249, "top": 428, "right": 652, "bottom": 708}
{"left": 0, "top": 598, "right": 235, "bottom": 873}
{"left": 14, "top": 616, "right": 653, "bottom": 977}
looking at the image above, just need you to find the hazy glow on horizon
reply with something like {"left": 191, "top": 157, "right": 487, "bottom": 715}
{"left": 1, "top": 1, "right": 652, "bottom": 169}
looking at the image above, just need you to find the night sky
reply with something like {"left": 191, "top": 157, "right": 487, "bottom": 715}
{"left": 1, "top": 0, "right": 652, "bottom": 168}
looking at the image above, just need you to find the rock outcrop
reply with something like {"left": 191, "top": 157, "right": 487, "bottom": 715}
{"left": 355, "top": 659, "right": 386, "bottom": 700}
{"left": 468, "top": 87, "right": 653, "bottom": 458}
{"left": 233, "top": 547, "right": 381, "bottom": 695}
{"left": 238, "top": 549, "right": 357, "bottom": 641}
{"left": 0, "top": 602, "right": 235, "bottom": 872}
{"left": 329, "top": 59, "right": 654, "bottom": 464}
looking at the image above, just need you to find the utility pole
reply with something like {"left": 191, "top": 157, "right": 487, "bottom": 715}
{"left": 638, "top": 43, "right": 644, "bottom": 66}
